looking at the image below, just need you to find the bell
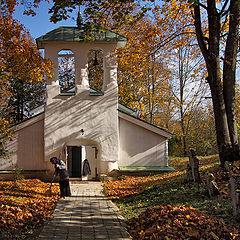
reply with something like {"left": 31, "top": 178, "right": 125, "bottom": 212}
{"left": 93, "top": 52, "right": 99, "bottom": 66}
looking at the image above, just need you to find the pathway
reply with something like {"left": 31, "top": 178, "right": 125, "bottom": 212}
{"left": 38, "top": 181, "right": 132, "bottom": 240}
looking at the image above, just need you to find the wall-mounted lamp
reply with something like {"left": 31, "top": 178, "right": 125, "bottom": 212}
{"left": 80, "top": 129, "right": 84, "bottom": 135}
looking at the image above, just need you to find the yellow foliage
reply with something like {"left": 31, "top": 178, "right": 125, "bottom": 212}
{"left": 0, "top": 0, "right": 53, "bottom": 142}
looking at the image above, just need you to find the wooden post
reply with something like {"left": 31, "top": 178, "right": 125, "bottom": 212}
{"left": 186, "top": 163, "right": 193, "bottom": 181}
{"left": 188, "top": 149, "right": 201, "bottom": 182}
{"left": 205, "top": 172, "right": 220, "bottom": 197}
{"left": 229, "top": 175, "right": 240, "bottom": 218}
{"left": 224, "top": 161, "right": 234, "bottom": 172}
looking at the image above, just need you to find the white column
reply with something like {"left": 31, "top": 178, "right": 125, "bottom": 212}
{"left": 44, "top": 47, "right": 60, "bottom": 103}
{"left": 75, "top": 50, "right": 89, "bottom": 93}
{"left": 103, "top": 51, "right": 118, "bottom": 91}
{"left": 44, "top": 47, "right": 59, "bottom": 86}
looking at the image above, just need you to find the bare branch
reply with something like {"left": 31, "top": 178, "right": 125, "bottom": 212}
{"left": 149, "top": 28, "right": 195, "bottom": 56}
{"left": 219, "top": 0, "right": 230, "bottom": 16}
{"left": 198, "top": 2, "right": 208, "bottom": 10}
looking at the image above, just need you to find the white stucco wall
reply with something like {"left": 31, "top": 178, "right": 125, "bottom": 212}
{"left": 119, "top": 116, "right": 169, "bottom": 167}
{"left": 0, "top": 114, "right": 47, "bottom": 171}
{"left": 0, "top": 39, "right": 172, "bottom": 177}
{"left": 44, "top": 84, "right": 119, "bottom": 174}
{"left": 43, "top": 41, "right": 120, "bottom": 175}
{"left": 0, "top": 135, "right": 18, "bottom": 170}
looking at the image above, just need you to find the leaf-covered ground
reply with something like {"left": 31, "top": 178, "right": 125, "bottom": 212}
{"left": 0, "top": 179, "right": 59, "bottom": 239}
{"left": 103, "top": 155, "right": 240, "bottom": 239}
{"left": 128, "top": 205, "right": 238, "bottom": 240}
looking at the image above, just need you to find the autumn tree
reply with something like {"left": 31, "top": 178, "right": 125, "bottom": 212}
{"left": 0, "top": 0, "right": 52, "bottom": 155}
{"left": 7, "top": 79, "right": 45, "bottom": 123}
{"left": 138, "top": 2, "right": 208, "bottom": 155}
{"left": 116, "top": 17, "right": 174, "bottom": 125}
{"left": 21, "top": 0, "right": 240, "bottom": 164}
{"left": 192, "top": 0, "right": 240, "bottom": 165}
{"left": 115, "top": 12, "right": 212, "bottom": 157}
{"left": 167, "top": 38, "right": 208, "bottom": 155}
{"left": 187, "top": 104, "right": 218, "bottom": 155}
{"left": 152, "top": 0, "right": 239, "bottom": 161}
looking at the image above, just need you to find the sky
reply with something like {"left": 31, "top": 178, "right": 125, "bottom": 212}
{"left": 13, "top": 2, "right": 240, "bottom": 82}
{"left": 13, "top": 2, "right": 78, "bottom": 40}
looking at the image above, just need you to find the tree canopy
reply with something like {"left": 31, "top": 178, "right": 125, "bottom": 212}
{"left": 0, "top": 0, "right": 52, "bottom": 155}
{"left": 1, "top": 0, "right": 240, "bottom": 164}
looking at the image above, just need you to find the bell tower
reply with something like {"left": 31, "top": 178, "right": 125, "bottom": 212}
{"left": 36, "top": 27, "right": 127, "bottom": 175}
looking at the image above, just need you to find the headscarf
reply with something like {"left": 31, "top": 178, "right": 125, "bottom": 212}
{"left": 50, "top": 157, "right": 58, "bottom": 165}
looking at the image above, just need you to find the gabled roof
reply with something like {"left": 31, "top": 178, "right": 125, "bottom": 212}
{"left": 36, "top": 27, "right": 128, "bottom": 48}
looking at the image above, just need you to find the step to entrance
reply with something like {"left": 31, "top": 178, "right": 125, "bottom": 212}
{"left": 69, "top": 178, "right": 82, "bottom": 184}
{"left": 70, "top": 179, "right": 101, "bottom": 184}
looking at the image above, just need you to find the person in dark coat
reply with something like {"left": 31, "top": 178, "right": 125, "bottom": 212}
{"left": 50, "top": 157, "right": 71, "bottom": 198}
{"left": 83, "top": 159, "right": 91, "bottom": 176}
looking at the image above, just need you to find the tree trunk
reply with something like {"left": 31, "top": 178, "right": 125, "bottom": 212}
{"left": 223, "top": 0, "right": 240, "bottom": 162}
{"left": 194, "top": 1, "right": 238, "bottom": 166}
{"left": 179, "top": 46, "right": 187, "bottom": 156}
{"left": 207, "top": 73, "right": 231, "bottom": 166}
{"left": 180, "top": 86, "right": 187, "bottom": 156}
{"left": 206, "top": 1, "right": 232, "bottom": 165}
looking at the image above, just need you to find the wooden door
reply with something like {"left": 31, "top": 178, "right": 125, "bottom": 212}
{"left": 71, "top": 146, "right": 82, "bottom": 178}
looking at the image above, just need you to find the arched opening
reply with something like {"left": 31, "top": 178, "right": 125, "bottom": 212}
{"left": 58, "top": 49, "right": 75, "bottom": 93}
{"left": 88, "top": 49, "right": 104, "bottom": 92}
{"left": 65, "top": 139, "right": 101, "bottom": 180}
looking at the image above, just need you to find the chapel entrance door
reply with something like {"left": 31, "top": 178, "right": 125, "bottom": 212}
{"left": 67, "top": 146, "right": 82, "bottom": 178}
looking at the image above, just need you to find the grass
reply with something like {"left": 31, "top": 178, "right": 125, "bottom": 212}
{"left": 104, "top": 154, "right": 239, "bottom": 227}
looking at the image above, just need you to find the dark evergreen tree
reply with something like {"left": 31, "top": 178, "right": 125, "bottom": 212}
{"left": 7, "top": 79, "right": 45, "bottom": 123}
